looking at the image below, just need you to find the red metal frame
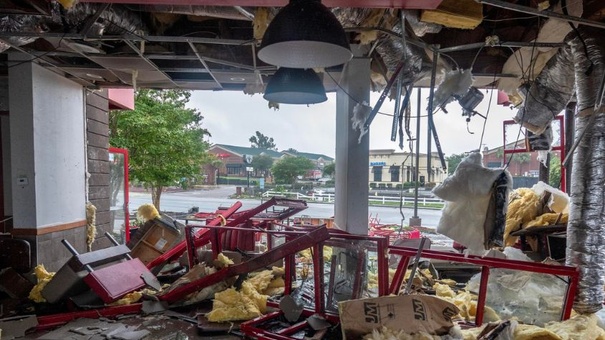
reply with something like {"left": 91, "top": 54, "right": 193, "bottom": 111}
{"left": 109, "top": 147, "right": 130, "bottom": 242}
{"left": 158, "top": 226, "right": 330, "bottom": 303}
{"left": 388, "top": 245, "right": 579, "bottom": 326}
{"left": 184, "top": 198, "right": 309, "bottom": 264}
{"left": 145, "top": 201, "right": 242, "bottom": 270}
{"left": 240, "top": 226, "right": 389, "bottom": 339}
{"left": 36, "top": 303, "right": 143, "bottom": 331}
{"left": 502, "top": 115, "right": 566, "bottom": 192}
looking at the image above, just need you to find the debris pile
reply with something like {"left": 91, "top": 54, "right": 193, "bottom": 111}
{"left": 0, "top": 196, "right": 603, "bottom": 340}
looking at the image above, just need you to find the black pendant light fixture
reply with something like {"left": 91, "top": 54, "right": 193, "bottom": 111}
{"left": 263, "top": 68, "right": 327, "bottom": 105}
{"left": 258, "top": 0, "right": 352, "bottom": 69}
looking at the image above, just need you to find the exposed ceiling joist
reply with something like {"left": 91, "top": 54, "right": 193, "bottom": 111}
{"left": 79, "top": 0, "right": 443, "bottom": 9}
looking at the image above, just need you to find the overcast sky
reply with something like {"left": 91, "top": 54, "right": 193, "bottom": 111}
{"left": 188, "top": 88, "right": 519, "bottom": 158}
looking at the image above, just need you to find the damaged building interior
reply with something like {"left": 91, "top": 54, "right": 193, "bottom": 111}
{"left": 1, "top": 0, "right": 605, "bottom": 338}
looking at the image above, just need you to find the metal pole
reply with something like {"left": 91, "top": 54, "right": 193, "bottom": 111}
{"left": 427, "top": 112, "right": 432, "bottom": 183}
{"left": 413, "top": 88, "right": 421, "bottom": 220}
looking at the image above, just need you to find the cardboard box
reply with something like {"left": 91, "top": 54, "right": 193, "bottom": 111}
{"left": 338, "top": 295, "right": 459, "bottom": 339}
{"left": 129, "top": 215, "right": 181, "bottom": 265}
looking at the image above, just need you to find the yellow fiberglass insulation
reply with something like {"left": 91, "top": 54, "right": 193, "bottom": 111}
{"left": 504, "top": 188, "right": 541, "bottom": 246}
{"left": 362, "top": 326, "right": 437, "bottom": 340}
{"left": 458, "top": 314, "right": 605, "bottom": 340}
{"left": 253, "top": 7, "right": 270, "bottom": 41}
{"left": 525, "top": 213, "right": 569, "bottom": 228}
{"left": 298, "top": 246, "right": 333, "bottom": 262}
{"left": 29, "top": 264, "right": 55, "bottom": 303}
{"left": 363, "top": 325, "right": 464, "bottom": 340}
{"left": 110, "top": 291, "right": 143, "bottom": 306}
{"left": 206, "top": 281, "right": 268, "bottom": 322}
{"left": 436, "top": 290, "right": 500, "bottom": 323}
{"left": 215, "top": 253, "right": 234, "bottom": 268}
{"left": 544, "top": 314, "right": 605, "bottom": 340}
{"left": 86, "top": 202, "right": 97, "bottom": 252}
{"left": 137, "top": 203, "right": 159, "bottom": 222}
{"left": 246, "top": 266, "right": 285, "bottom": 295}
{"left": 433, "top": 282, "right": 456, "bottom": 298}
{"left": 247, "top": 269, "right": 274, "bottom": 292}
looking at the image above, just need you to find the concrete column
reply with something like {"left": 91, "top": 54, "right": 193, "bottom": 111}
{"left": 335, "top": 55, "right": 371, "bottom": 234}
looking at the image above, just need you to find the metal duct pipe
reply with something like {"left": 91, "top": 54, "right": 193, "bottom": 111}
{"left": 566, "top": 27, "right": 605, "bottom": 314}
{"left": 143, "top": 5, "right": 255, "bottom": 21}
{"left": 0, "top": 2, "right": 147, "bottom": 53}
{"left": 514, "top": 40, "right": 576, "bottom": 134}
{"left": 332, "top": 8, "right": 435, "bottom": 86}
{"left": 402, "top": 10, "right": 441, "bottom": 37}
{"left": 0, "top": 14, "right": 47, "bottom": 53}
{"left": 374, "top": 22, "right": 432, "bottom": 85}
{"left": 63, "top": 3, "right": 147, "bottom": 36}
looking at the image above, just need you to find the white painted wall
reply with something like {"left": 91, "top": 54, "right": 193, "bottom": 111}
{"left": 9, "top": 59, "right": 86, "bottom": 228}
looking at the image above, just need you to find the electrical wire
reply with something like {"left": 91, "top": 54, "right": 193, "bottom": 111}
{"left": 469, "top": 46, "right": 485, "bottom": 72}
{"left": 325, "top": 70, "right": 432, "bottom": 120}
{"left": 483, "top": 15, "right": 539, "bottom": 22}
{"left": 478, "top": 71, "right": 499, "bottom": 148}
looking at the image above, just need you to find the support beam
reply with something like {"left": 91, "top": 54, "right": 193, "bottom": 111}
{"left": 335, "top": 54, "right": 370, "bottom": 235}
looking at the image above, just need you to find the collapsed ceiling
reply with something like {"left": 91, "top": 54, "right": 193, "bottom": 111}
{"left": 0, "top": 0, "right": 604, "bottom": 100}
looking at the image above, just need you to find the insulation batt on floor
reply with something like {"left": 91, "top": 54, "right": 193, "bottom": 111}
{"left": 363, "top": 314, "right": 605, "bottom": 340}
{"left": 205, "top": 267, "right": 285, "bottom": 322}
{"left": 205, "top": 281, "right": 268, "bottom": 322}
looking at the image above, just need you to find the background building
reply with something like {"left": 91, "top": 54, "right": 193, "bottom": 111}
{"left": 205, "top": 144, "right": 334, "bottom": 185}
{"left": 368, "top": 149, "right": 447, "bottom": 189}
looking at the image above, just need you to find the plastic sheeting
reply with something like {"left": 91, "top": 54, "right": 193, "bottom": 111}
{"left": 566, "top": 28, "right": 605, "bottom": 314}
{"left": 466, "top": 248, "right": 567, "bottom": 327}
{"left": 433, "top": 153, "right": 512, "bottom": 253}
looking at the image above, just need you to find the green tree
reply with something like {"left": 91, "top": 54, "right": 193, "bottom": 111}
{"left": 251, "top": 154, "right": 274, "bottom": 178}
{"left": 249, "top": 131, "right": 277, "bottom": 150}
{"left": 446, "top": 153, "right": 465, "bottom": 175}
{"left": 549, "top": 155, "right": 562, "bottom": 188}
{"left": 272, "top": 156, "right": 314, "bottom": 185}
{"left": 109, "top": 89, "right": 211, "bottom": 210}
{"left": 322, "top": 162, "right": 335, "bottom": 178}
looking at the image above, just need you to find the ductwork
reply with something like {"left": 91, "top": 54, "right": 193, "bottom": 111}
{"left": 0, "top": 14, "right": 46, "bottom": 53}
{"left": 402, "top": 10, "right": 442, "bottom": 37}
{"left": 513, "top": 39, "right": 576, "bottom": 134}
{"left": 332, "top": 8, "right": 435, "bottom": 86}
{"left": 0, "top": 2, "right": 147, "bottom": 53}
{"left": 566, "top": 27, "right": 605, "bottom": 314}
{"left": 374, "top": 22, "right": 433, "bottom": 85}
{"left": 62, "top": 3, "right": 148, "bottom": 36}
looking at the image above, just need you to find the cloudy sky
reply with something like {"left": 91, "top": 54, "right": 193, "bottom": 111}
{"left": 188, "top": 88, "right": 519, "bottom": 158}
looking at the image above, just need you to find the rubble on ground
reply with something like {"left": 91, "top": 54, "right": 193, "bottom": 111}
{"left": 1, "top": 198, "right": 604, "bottom": 339}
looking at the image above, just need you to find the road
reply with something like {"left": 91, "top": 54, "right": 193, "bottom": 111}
{"left": 128, "top": 186, "right": 443, "bottom": 227}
